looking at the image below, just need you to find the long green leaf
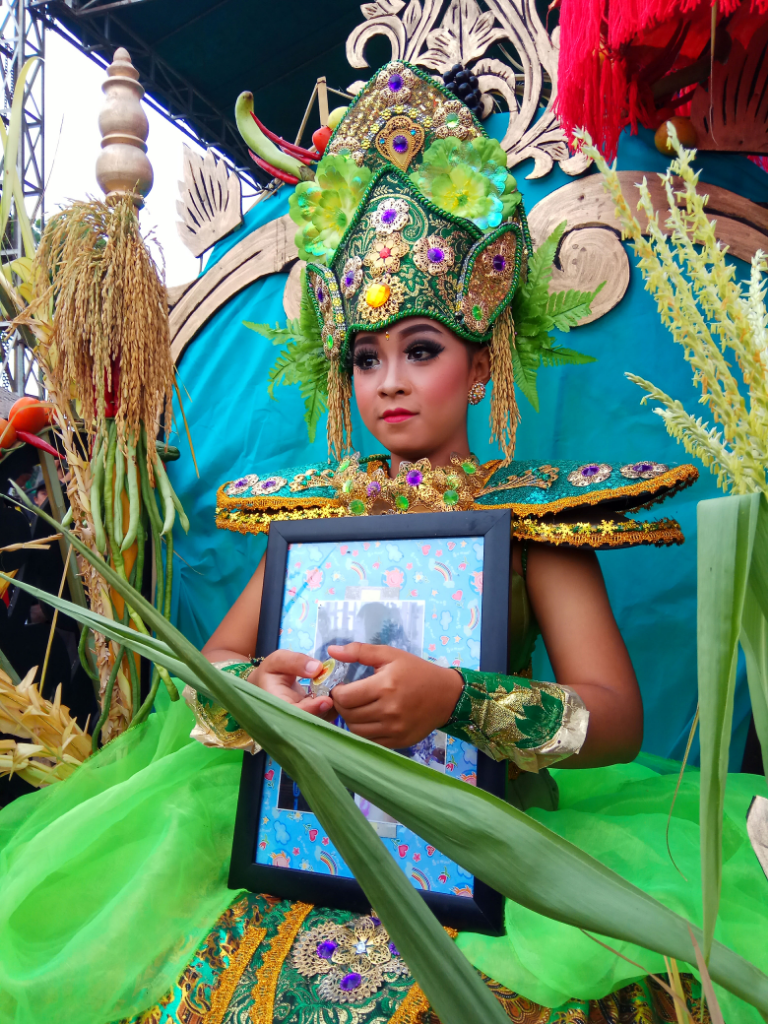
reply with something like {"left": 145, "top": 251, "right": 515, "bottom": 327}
{"left": 282, "top": 745, "right": 509, "bottom": 1024}
{"left": 5, "top": 503, "right": 768, "bottom": 1014}
{"left": 697, "top": 494, "right": 760, "bottom": 960}
{"left": 740, "top": 494, "right": 768, "bottom": 779}
{"left": 0, "top": 57, "right": 40, "bottom": 258}
{"left": 11, "top": 571, "right": 768, "bottom": 1014}
{"left": 0, "top": 645, "right": 21, "bottom": 685}
{"left": 1, "top": 496, "right": 510, "bottom": 1024}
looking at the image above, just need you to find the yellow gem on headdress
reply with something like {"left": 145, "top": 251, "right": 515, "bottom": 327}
{"left": 366, "top": 282, "right": 391, "bottom": 308}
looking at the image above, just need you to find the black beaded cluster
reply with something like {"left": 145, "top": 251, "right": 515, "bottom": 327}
{"left": 441, "top": 63, "right": 483, "bottom": 117}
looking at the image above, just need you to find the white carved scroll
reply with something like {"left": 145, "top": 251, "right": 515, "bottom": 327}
{"left": 346, "top": 0, "right": 590, "bottom": 179}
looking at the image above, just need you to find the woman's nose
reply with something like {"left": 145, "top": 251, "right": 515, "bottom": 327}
{"left": 378, "top": 360, "right": 410, "bottom": 397}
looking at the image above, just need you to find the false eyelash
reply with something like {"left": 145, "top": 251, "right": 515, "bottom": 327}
{"left": 352, "top": 346, "right": 380, "bottom": 369}
{"left": 405, "top": 339, "right": 445, "bottom": 359}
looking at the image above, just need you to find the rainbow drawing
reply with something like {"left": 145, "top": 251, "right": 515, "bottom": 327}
{"left": 349, "top": 561, "right": 366, "bottom": 580}
{"left": 318, "top": 851, "right": 338, "bottom": 875}
{"left": 466, "top": 604, "right": 479, "bottom": 631}
{"left": 410, "top": 867, "right": 431, "bottom": 890}
{"left": 298, "top": 600, "right": 308, "bottom": 623}
{"left": 432, "top": 561, "right": 452, "bottom": 582}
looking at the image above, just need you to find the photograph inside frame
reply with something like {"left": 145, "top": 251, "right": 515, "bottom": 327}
{"left": 257, "top": 534, "right": 485, "bottom": 898}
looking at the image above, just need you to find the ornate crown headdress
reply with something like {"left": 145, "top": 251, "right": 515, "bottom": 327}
{"left": 247, "top": 62, "right": 599, "bottom": 462}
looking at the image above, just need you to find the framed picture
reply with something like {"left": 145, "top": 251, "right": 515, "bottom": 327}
{"left": 230, "top": 509, "right": 511, "bottom": 934}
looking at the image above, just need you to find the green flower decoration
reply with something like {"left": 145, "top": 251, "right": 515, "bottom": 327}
{"left": 289, "top": 154, "right": 372, "bottom": 264}
{"left": 410, "top": 137, "right": 520, "bottom": 229}
{"left": 428, "top": 165, "right": 497, "bottom": 225}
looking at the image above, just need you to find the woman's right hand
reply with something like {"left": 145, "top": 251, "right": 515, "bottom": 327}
{"left": 251, "top": 650, "right": 334, "bottom": 718}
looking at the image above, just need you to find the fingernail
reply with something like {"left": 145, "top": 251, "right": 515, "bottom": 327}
{"left": 306, "top": 659, "right": 322, "bottom": 674}
{"left": 319, "top": 699, "right": 331, "bottom": 711}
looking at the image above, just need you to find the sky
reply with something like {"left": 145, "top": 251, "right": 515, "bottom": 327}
{"left": 44, "top": 31, "right": 225, "bottom": 286}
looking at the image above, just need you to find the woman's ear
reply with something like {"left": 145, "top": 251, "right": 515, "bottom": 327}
{"left": 471, "top": 344, "right": 491, "bottom": 385}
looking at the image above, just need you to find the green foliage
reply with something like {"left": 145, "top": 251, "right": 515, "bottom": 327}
{"left": 245, "top": 274, "right": 328, "bottom": 443}
{"left": 510, "top": 222, "right": 600, "bottom": 411}
{"left": 578, "top": 125, "right": 768, "bottom": 498}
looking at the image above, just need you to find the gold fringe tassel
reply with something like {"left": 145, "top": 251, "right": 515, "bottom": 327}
{"left": 489, "top": 307, "right": 519, "bottom": 465}
{"left": 327, "top": 361, "right": 352, "bottom": 460}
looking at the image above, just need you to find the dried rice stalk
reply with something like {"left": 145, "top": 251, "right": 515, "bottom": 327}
{"left": 35, "top": 194, "right": 174, "bottom": 474}
{"left": 0, "top": 665, "right": 91, "bottom": 786}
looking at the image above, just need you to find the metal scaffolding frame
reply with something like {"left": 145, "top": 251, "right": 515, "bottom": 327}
{"left": 36, "top": 0, "right": 257, "bottom": 187}
{"left": 0, "top": 0, "right": 44, "bottom": 395}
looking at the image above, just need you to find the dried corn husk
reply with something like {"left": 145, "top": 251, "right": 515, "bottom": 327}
{"left": 0, "top": 666, "right": 91, "bottom": 786}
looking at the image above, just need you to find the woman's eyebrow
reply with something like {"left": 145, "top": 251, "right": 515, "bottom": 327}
{"left": 352, "top": 334, "right": 381, "bottom": 349}
{"left": 398, "top": 323, "right": 443, "bottom": 339}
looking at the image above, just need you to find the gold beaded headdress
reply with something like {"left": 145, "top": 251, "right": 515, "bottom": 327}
{"left": 285, "top": 62, "right": 532, "bottom": 463}
{"left": 249, "top": 62, "right": 598, "bottom": 463}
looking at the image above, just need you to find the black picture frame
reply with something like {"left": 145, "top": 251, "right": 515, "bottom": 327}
{"left": 229, "top": 509, "right": 510, "bottom": 935}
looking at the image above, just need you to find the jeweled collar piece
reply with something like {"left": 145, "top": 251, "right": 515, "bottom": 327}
{"left": 329, "top": 452, "right": 498, "bottom": 516}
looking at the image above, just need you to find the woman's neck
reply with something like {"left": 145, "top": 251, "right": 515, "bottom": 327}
{"left": 388, "top": 434, "right": 472, "bottom": 478}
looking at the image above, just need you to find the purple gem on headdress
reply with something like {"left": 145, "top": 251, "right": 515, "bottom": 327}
{"left": 262, "top": 479, "right": 276, "bottom": 489}
{"left": 633, "top": 462, "right": 653, "bottom": 473}
{"left": 316, "top": 286, "right": 325, "bottom": 304}
{"left": 427, "top": 246, "right": 445, "bottom": 264}
{"left": 317, "top": 940, "right": 337, "bottom": 960}
{"left": 406, "top": 469, "right": 423, "bottom": 487}
{"left": 581, "top": 464, "right": 600, "bottom": 477}
{"left": 380, "top": 207, "right": 397, "bottom": 225}
{"left": 340, "top": 972, "right": 362, "bottom": 991}
{"left": 392, "top": 134, "right": 408, "bottom": 153}
{"left": 344, "top": 272, "right": 355, "bottom": 288}
{"left": 371, "top": 915, "right": 381, "bottom": 926}
{"left": 366, "top": 480, "right": 382, "bottom": 497}
{"left": 235, "top": 478, "right": 247, "bottom": 487}
{"left": 389, "top": 941, "right": 399, "bottom": 956}
{"left": 388, "top": 72, "right": 404, "bottom": 92}
{"left": 492, "top": 254, "right": 507, "bottom": 272}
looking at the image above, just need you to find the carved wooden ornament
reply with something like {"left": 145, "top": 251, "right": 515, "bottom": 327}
{"left": 177, "top": 146, "right": 243, "bottom": 257}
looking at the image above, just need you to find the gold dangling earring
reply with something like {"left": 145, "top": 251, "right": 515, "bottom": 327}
{"left": 468, "top": 380, "right": 486, "bottom": 405}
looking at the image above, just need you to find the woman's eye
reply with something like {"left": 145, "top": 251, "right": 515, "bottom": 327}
{"left": 406, "top": 341, "right": 444, "bottom": 362}
{"left": 353, "top": 348, "right": 380, "bottom": 370}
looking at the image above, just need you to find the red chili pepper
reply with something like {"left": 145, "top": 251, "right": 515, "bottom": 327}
{"left": 248, "top": 151, "right": 300, "bottom": 185}
{"left": 249, "top": 111, "right": 319, "bottom": 162}
{"left": 16, "top": 430, "right": 62, "bottom": 459}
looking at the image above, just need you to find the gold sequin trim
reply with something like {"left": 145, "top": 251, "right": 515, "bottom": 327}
{"left": 205, "top": 922, "right": 267, "bottom": 1024}
{"left": 510, "top": 516, "right": 685, "bottom": 548}
{"left": 249, "top": 902, "right": 313, "bottom": 1024}
{"left": 216, "top": 504, "right": 348, "bottom": 535}
{"left": 388, "top": 983, "right": 431, "bottom": 1024}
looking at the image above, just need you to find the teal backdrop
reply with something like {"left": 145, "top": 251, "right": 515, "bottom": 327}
{"left": 167, "top": 123, "right": 768, "bottom": 769}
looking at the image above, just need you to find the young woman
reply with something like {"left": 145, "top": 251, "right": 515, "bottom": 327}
{"left": 0, "top": 61, "right": 764, "bottom": 1024}
{"left": 204, "top": 315, "right": 645, "bottom": 772}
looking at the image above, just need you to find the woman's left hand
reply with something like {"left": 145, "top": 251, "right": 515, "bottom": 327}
{"left": 328, "top": 642, "right": 463, "bottom": 748}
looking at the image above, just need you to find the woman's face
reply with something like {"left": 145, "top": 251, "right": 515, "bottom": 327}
{"left": 351, "top": 317, "right": 490, "bottom": 465}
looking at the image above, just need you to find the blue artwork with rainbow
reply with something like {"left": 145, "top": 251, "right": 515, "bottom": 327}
{"left": 255, "top": 534, "right": 485, "bottom": 897}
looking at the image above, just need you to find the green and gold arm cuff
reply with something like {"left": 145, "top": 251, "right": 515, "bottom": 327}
{"left": 444, "top": 668, "right": 589, "bottom": 772}
{"left": 182, "top": 660, "right": 261, "bottom": 754}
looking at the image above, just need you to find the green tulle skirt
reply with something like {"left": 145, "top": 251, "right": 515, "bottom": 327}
{"left": 0, "top": 690, "right": 765, "bottom": 1024}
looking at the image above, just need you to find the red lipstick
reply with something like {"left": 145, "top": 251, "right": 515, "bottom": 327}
{"left": 382, "top": 407, "right": 416, "bottom": 423}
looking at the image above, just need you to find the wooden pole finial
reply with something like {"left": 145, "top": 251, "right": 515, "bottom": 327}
{"left": 95, "top": 47, "right": 153, "bottom": 206}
